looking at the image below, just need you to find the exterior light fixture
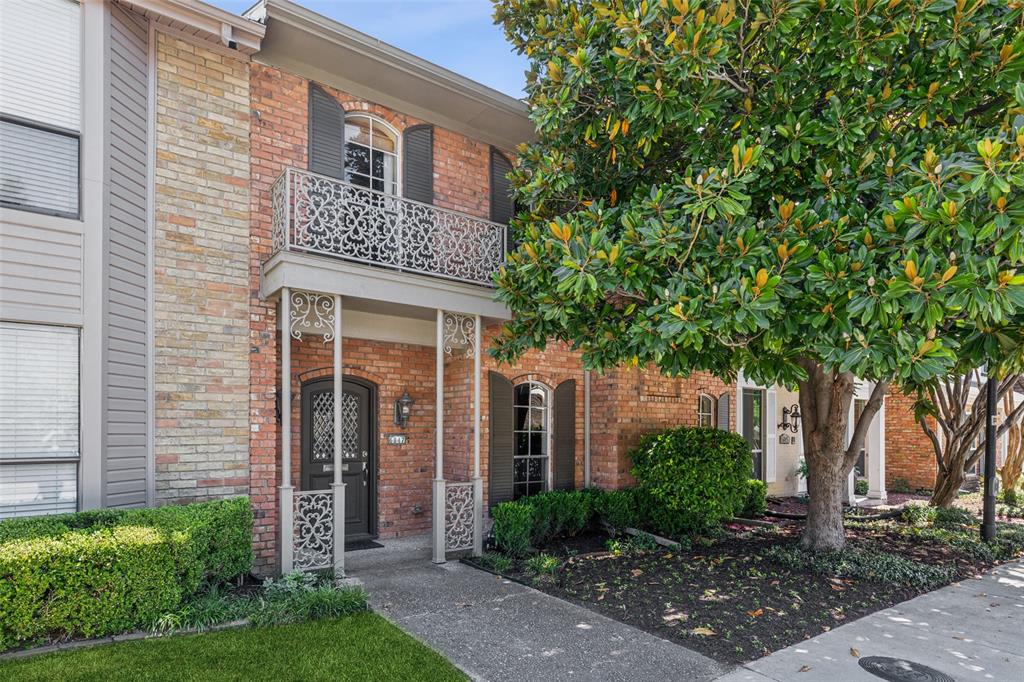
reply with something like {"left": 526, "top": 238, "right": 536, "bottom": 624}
{"left": 779, "top": 404, "right": 802, "bottom": 433}
{"left": 394, "top": 390, "right": 414, "bottom": 428}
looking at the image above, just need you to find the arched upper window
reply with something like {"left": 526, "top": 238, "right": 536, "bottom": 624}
{"left": 698, "top": 393, "right": 716, "bottom": 428}
{"left": 344, "top": 114, "right": 399, "bottom": 195}
{"left": 513, "top": 381, "right": 550, "bottom": 499}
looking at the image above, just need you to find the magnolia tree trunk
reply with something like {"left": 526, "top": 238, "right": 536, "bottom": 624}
{"left": 999, "top": 419, "right": 1024, "bottom": 493}
{"left": 796, "top": 359, "right": 888, "bottom": 551}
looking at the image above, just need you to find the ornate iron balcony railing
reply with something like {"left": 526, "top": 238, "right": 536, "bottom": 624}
{"left": 271, "top": 168, "right": 507, "bottom": 287}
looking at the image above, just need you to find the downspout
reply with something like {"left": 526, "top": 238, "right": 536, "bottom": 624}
{"left": 584, "top": 370, "right": 591, "bottom": 487}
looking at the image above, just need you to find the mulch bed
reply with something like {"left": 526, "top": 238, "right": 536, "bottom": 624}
{"left": 490, "top": 521, "right": 1018, "bottom": 665}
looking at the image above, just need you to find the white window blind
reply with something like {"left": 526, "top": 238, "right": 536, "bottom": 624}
{"left": 0, "top": 120, "right": 79, "bottom": 216}
{"left": 0, "top": 0, "right": 81, "bottom": 131}
{"left": 0, "top": 322, "right": 80, "bottom": 518}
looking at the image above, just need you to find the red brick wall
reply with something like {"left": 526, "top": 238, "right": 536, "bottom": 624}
{"left": 248, "top": 64, "right": 518, "bottom": 572}
{"left": 885, "top": 389, "right": 937, "bottom": 490}
{"left": 589, "top": 366, "right": 735, "bottom": 489}
{"left": 287, "top": 336, "right": 437, "bottom": 538}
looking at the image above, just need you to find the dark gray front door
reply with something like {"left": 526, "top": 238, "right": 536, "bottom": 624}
{"left": 742, "top": 388, "right": 765, "bottom": 480}
{"left": 301, "top": 378, "right": 375, "bottom": 541}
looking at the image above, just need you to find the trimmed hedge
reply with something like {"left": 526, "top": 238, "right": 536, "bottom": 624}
{"left": 491, "top": 501, "right": 534, "bottom": 557}
{"left": 741, "top": 479, "right": 768, "bottom": 518}
{"left": 0, "top": 497, "right": 253, "bottom": 650}
{"left": 630, "top": 427, "right": 752, "bottom": 537}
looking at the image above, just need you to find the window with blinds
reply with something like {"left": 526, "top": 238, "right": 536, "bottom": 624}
{"left": 0, "top": 322, "right": 80, "bottom": 518}
{"left": 0, "top": 0, "right": 81, "bottom": 218}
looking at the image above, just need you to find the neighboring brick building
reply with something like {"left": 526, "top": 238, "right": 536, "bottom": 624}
{"left": 1, "top": 0, "right": 895, "bottom": 580}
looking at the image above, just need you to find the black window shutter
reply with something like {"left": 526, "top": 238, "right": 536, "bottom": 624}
{"left": 308, "top": 83, "right": 345, "bottom": 179}
{"left": 717, "top": 392, "right": 731, "bottom": 431}
{"left": 403, "top": 124, "right": 433, "bottom": 204}
{"left": 488, "top": 371, "right": 515, "bottom": 506}
{"left": 553, "top": 379, "right": 576, "bottom": 490}
{"left": 489, "top": 147, "right": 514, "bottom": 224}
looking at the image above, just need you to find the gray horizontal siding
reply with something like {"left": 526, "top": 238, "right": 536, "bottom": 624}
{"left": 103, "top": 6, "right": 149, "bottom": 509}
{"left": 0, "top": 218, "right": 83, "bottom": 322}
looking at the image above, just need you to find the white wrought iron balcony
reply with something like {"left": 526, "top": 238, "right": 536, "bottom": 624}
{"left": 271, "top": 168, "right": 507, "bottom": 287}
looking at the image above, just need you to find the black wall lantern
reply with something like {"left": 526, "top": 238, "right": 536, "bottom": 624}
{"left": 779, "top": 404, "right": 801, "bottom": 433}
{"left": 394, "top": 390, "right": 414, "bottom": 428}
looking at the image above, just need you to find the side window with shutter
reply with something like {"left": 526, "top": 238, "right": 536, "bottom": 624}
{"left": 403, "top": 124, "right": 433, "bottom": 204}
{"left": 488, "top": 371, "right": 515, "bottom": 507}
{"left": 553, "top": 380, "right": 576, "bottom": 490}
{"left": 717, "top": 393, "right": 731, "bottom": 431}
{"left": 308, "top": 83, "right": 345, "bottom": 179}
{"left": 489, "top": 147, "right": 515, "bottom": 252}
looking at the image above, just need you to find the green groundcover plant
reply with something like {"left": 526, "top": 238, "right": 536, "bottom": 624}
{"left": 0, "top": 497, "right": 253, "bottom": 650}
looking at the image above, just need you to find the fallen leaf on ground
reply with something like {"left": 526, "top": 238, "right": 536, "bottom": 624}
{"left": 746, "top": 608, "right": 764, "bottom": 618}
{"left": 799, "top": 665, "right": 812, "bottom": 673}
{"left": 690, "top": 627, "right": 716, "bottom": 636}
{"left": 850, "top": 647, "right": 860, "bottom": 657}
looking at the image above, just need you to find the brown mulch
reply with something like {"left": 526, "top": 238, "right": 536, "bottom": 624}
{"left": 495, "top": 522, "right": 1019, "bottom": 665}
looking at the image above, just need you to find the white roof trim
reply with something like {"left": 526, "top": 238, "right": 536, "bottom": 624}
{"left": 116, "top": 0, "right": 265, "bottom": 54}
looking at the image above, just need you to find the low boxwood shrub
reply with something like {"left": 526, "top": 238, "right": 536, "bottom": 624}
{"left": 594, "top": 488, "right": 640, "bottom": 531}
{"left": 629, "top": 427, "right": 752, "bottom": 537}
{"left": 0, "top": 497, "right": 253, "bottom": 650}
{"left": 740, "top": 479, "right": 767, "bottom": 518}
{"left": 526, "top": 490, "right": 593, "bottom": 545}
{"left": 491, "top": 501, "right": 533, "bottom": 557}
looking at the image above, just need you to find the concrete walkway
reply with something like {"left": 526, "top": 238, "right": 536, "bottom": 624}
{"left": 714, "top": 558, "right": 1024, "bottom": 682}
{"left": 347, "top": 536, "right": 726, "bottom": 682}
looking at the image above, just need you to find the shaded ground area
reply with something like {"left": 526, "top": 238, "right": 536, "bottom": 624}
{"left": 487, "top": 520, "right": 1024, "bottom": 664}
{"left": 715, "top": 558, "right": 1024, "bottom": 682}
{"left": 349, "top": 536, "right": 726, "bottom": 682}
{"left": 0, "top": 613, "right": 464, "bottom": 682}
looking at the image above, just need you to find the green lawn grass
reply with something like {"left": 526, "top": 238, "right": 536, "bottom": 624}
{"left": 0, "top": 613, "right": 465, "bottom": 682}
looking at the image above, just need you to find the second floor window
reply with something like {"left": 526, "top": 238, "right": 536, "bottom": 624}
{"left": 0, "top": 0, "right": 81, "bottom": 218}
{"left": 345, "top": 115, "right": 399, "bottom": 196}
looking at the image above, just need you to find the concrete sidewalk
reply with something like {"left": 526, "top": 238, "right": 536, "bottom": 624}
{"left": 347, "top": 536, "right": 726, "bottom": 682}
{"left": 715, "top": 558, "right": 1024, "bottom": 682}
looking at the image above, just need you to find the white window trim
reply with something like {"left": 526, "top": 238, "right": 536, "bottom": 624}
{"left": 697, "top": 392, "right": 715, "bottom": 428}
{"left": 512, "top": 380, "right": 553, "bottom": 498}
{"left": 735, "top": 372, "right": 778, "bottom": 483}
{"left": 345, "top": 113, "right": 402, "bottom": 197}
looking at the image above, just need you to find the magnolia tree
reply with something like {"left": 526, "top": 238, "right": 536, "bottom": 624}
{"left": 491, "top": 0, "right": 1024, "bottom": 549}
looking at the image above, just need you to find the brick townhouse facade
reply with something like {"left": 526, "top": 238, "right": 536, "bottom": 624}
{"left": 1, "top": 0, "right": 898, "bottom": 578}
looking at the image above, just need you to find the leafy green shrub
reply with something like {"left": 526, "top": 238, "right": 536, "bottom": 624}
{"left": 593, "top": 488, "right": 640, "bottom": 530}
{"left": 476, "top": 552, "right": 513, "bottom": 574}
{"left": 525, "top": 553, "right": 560, "bottom": 577}
{"left": 854, "top": 478, "right": 869, "bottom": 496}
{"left": 526, "top": 490, "right": 593, "bottom": 545}
{"left": 999, "top": 487, "right": 1019, "bottom": 507}
{"left": 933, "top": 506, "right": 976, "bottom": 530}
{"left": 629, "top": 427, "right": 752, "bottom": 537}
{"left": 901, "top": 503, "right": 936, "bottom": 525}
{"left": 891, "top": 477, "right": 913, "bottom": 494}
{"left": 0, "top": 497, "right": 253, "bottom": 651}
{"left": 491, "top": 502, "right": 534, "bottom": 557}
{"left": 740, "top": 479, "right": 767, "bottom": 518}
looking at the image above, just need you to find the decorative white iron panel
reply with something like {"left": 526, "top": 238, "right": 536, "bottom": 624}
{"left": 271, "top": 168, "right": 506, "bottom": 287}
{"left": 311, "top": 391, "right": 360, "bottom": 461}
{"left": 442, "top": 312, "right": 476, "bottom": 358}
{"left": 289, "top": 290, "right": 335, "bottom": 342}
{"left": 445, "top": 482, "right": 475, "bottom": 552}
{"left": 294, "top": 490, "right": 334, "bottom": 571}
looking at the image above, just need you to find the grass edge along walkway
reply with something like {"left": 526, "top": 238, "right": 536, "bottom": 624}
{"left": 0, "top": 612, "right": 466, "bottom": 682}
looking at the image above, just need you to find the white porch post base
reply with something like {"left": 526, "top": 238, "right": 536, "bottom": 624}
{"left": 432, "top": 478, "right": 446, "bottom": 563}
{"left": 472, "top": 476, "right": 483, "bottom": 556}
{"left": 332, "top": 482, "right": 346, "bottom": 578}
{"left": 867, "top": 401, "right": 887, "bottom": 501}
{"left": 280, "top": 484, "right": 294, "bottom": 574}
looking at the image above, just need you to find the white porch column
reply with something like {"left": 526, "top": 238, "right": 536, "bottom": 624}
{"left": 280, "top": 288, "right": 294, "bottom": 574}
{"left": 472, "top": 314, "right": 483, "bottom": 556}
{"left": 433, "top": 308, "right": 446, "bottom": 563}
{"left": 867, "top": 398, "right": 886, "bottom": 501}
{"left": 332, "top": 295, "right": 346, "bottom": 578}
